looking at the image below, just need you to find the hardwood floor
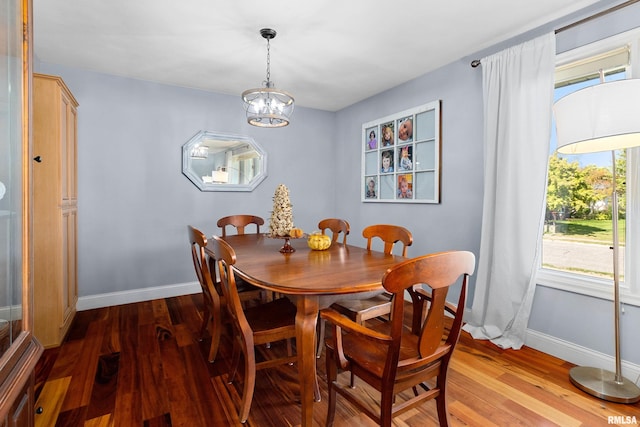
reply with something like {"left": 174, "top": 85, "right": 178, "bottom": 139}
{"left": 34, "top": 294, "right": 640, "bottom": 426}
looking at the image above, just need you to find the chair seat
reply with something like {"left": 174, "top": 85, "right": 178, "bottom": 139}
{"left": 326, "top": 322, "right": 420, "bottom": 378}
{"left": 330, "top": 293, "right": 392, "bottom": 322}
{"left": 244, "top": 297, "right": 296, "bottom": 336}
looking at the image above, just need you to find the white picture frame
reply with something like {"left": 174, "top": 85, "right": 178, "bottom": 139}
{"left": 361, "top": 101, "right": 441, "bottom": 203}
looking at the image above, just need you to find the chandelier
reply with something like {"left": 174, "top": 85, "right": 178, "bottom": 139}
{"left": 241, "top": 28, "right": 294, "bottom": 128}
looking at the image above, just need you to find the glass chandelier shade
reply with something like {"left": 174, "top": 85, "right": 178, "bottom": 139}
{"left": 190, "top": 144, "right": 208, "bottom": 159}
{"left": 242, "top": 28, "right": 294, "bottom": 128}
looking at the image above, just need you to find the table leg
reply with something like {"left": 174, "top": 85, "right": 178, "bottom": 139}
{"left": 296, "top": 295, "right": 320, "bottom": 427}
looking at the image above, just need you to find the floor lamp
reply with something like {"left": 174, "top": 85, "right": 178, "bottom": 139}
{"left": 553, "top": 76, "right": 640, "bottom": 403}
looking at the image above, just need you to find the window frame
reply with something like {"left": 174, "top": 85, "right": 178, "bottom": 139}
{"left": 536, "top": 28, "right": 640, "bottom": 307}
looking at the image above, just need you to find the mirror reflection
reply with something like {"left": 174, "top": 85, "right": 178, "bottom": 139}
{"left": 182, "top": 131, "right": 267, "bottom": 192}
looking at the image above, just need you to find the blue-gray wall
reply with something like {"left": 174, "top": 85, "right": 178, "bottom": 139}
{"left": 35, "top": 66, "right": 336, "bottom": 296}
{"left": 37, "top": 0, "right": 640, "bottom": 367}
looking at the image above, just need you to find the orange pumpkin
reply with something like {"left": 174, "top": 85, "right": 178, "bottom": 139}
{"left": 289, "top": 228, "right": 304, "bottom": 238}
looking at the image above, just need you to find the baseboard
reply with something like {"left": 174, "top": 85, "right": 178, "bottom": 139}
{"left": 525, "top": 328, "right": 640, "bottom": 385}
{"left": 77, "top": 281, "right": 200, "bottom": 311}
{"left": 461, "top": 308, "right": 640, "bottom": 385}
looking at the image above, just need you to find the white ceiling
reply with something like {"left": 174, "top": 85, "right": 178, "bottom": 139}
{"left": 33, "top": 0, "right": 603, "bottom": 112}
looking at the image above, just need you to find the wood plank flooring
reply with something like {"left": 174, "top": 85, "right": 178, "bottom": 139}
{"left": 34, "top": 294, "right": 640, "bottom": 426}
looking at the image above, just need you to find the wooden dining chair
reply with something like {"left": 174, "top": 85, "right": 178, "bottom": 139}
{"left": 188, "top": 225, "right": 266, "bottom": 363}
{"left": 217, "top": 214, "right": 264, "bottom": 237}
{"left": 318, "top": 218, "right": 350, "bottom": 244}
{"left": 217, "top": 214, "right": 268, "bottom": 303}
{"left": 321, "top": 250, "right": 476, "bottom": 427}
{"left": 330, "top": 224, "right": 413, "bottom": 325}
{"left": 210, "top": 235, "right": 318, "bottom": 423}
{"left": 188, "top": 225, "right": 224, "bottom": 363}
{"left": 315, "top": 219, "right": 350, "bottom": 357}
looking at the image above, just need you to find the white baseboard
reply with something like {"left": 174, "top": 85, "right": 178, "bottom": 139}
{"left": 461, "top": 307, "right": 640, "bottom": 385}
{"left": 525, "top": 328, "right": 640, "bottom": 386}
{"left": 77, "top": 281, "right": 200, "bottom": 311}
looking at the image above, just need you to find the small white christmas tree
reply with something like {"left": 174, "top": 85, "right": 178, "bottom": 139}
{"left": 268, "top": 184, "right": 294, "bottom": 236}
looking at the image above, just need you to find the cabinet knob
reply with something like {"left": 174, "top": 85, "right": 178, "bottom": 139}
{"left": 35, "top": 406, "right": 44, "bottom": 414}
{"left": 33, "top": 155, "right": 42, "bottom": 163}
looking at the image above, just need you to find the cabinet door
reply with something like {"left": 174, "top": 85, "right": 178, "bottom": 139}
{"left": 62, "top": 208, "right": 77, "bottom": 324}
{"left": 60, "top": 94, "right": 77, "bottom": 203}
{"left": 67, "top": 103, "right": 77, "bottom": 201}
{"left": 60, "top": 94, "right": 69, "bottom": 202}
{"left": 8, "top": 379, "right": 33, "bottom": 427}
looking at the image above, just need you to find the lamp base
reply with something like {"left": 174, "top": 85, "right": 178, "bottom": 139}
{"left": 569, "top": 366, "right": 640, "bottom": 404}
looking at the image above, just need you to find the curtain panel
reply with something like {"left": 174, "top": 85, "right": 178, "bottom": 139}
{"left": 463, "top": 32, "right": 556, "bottom": 349}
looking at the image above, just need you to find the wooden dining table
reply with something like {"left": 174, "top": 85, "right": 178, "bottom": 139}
{"left": 207, "top": 233, "right": 404, "bottom": 427}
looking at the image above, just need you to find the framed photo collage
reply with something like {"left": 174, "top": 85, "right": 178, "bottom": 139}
{"left": 361, "top": 101, "right": 441, "bottom": 203}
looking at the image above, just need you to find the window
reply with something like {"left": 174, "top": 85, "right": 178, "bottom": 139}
{"left": 537, "top": 29, "right": 640, "bottom": 306}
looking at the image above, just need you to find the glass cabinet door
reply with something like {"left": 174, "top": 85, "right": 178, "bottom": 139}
{"left": 0, "top": 0, "right": 25, "bottom": 358}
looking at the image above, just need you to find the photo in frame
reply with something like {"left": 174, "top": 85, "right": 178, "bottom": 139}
{"left": 361, "top": 101, "right": 441, "bottom": 203}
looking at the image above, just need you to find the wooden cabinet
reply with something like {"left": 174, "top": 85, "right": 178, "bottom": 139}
{"left": 32, "top": 74, "right": 79, "bottom": 349}
{"left": 0, "top": 0, "right": 43, "bottom": 424}
{"left": 0, "top": 375, "right": 35, "bottom": 427}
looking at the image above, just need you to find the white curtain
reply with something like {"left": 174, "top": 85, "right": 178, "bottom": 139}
{"left": 463, "top": 32, "right": 555, "bottom": 350}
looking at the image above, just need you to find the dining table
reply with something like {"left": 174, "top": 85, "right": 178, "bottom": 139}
{"left": 207, "top": 233, "right": 405, "bottom": 427}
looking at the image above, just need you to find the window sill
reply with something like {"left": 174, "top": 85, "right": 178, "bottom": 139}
{"left": 536, "top": 269, "right": 640, "bottom": 307}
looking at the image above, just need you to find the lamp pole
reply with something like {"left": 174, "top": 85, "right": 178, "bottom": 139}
{"left": 555, "top": 72, "right": 640, "bottom": 403}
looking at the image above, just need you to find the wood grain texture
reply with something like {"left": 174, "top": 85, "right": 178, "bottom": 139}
{"left": 34, "top": 295, "right": 640, "bottom": 426}
{"left": 32, "top": 73, "right": 79, "bottom": 349}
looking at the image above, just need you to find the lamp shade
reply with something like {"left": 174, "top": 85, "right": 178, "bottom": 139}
{"left": 212, "top": 169, "right": 229, "bottom": 183}
{"left": 554, "top": 79, "right": 640, "bottom": 154}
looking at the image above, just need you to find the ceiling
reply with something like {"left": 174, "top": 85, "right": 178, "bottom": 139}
{"left": 33, "top": 0, "right": 604, "bottom": 112}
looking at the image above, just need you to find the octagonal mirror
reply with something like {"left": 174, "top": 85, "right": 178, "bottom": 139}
{"left": 182, "top": 131, "right": 267, "bottom": 192}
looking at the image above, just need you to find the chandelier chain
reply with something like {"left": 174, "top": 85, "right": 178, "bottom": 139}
{"left": 265, "top": 38, "right": 271, "bottom": 84}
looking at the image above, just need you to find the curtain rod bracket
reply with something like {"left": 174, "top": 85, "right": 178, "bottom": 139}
{"left": 471, "top": 59, "right": 481, "bottom": 68}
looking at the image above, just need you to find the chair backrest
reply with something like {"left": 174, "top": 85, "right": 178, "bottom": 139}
{"left": 384, "top": 251, "right": 475, "bottom": 367}
{"left": 362, "top": 224, "right": 413, "bottom": 256}
{"left": 318, "top": 218, "right": 350, "bottom": 244}
{"left": 188, "top": 225, "right": 220, "bottom": 312}
{"left": 209, "top": 235, "right": 253, "bottom": 341}
{"left": 217, "top": 215, "right": 264, "bottom": 237}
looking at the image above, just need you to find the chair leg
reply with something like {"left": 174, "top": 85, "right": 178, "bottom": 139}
{"left": 349, "top": 314, "right": 365, "bottom": 388}
{"left": 199, "top": 307, "right": 210, "bottom": 341}
{"left": 228, "top": 339, "right": 241, "bottom": 384}
{"left": 207, "top": 304, "right": 224, "bottom": 363}
{"left": 314, "top": 373, "right": 321, "bottom": 402}
{"left": 436, "top": 373, "right": 450, "bottom": 427}
{"left": 238, "top": 348, "right": 257, "bottom": 423}
{"left": 380, "top": 389, "right": 394, "bottom": 427}
{"left": 208, "top": 318, "right": 221, "bottom": 363}
{"left": 316, "top": 317, "right": 325, "bottom": 358}
{"left": 436, "top": 393, "right": 450, "bottom": 427}
{"left": 286, "top": 338, "right": 293, "bottom": 358}
{"left": 325, "top": 348, "right": 338, "bottom": 427}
